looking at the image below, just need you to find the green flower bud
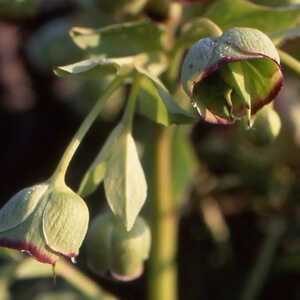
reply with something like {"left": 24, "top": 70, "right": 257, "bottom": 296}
{"left": 239, "top": 104, "right": 281, "bottom": 146}
{"left": 181, "top": 27, "right": 283, "bottom": 127}
{"left": 0, "top": 182, "right": 89, "bottom": 265}
{"left": 86, "top": 213, "right": 113, "bottom": 276}
{"left": 86, "top": 213, "right": 151, "bottom": 281}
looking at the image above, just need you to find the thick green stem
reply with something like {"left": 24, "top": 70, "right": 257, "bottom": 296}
{"left": 240, "top": 219, "right": 285, "bottom": 300}
{"left": 278, "top": 49, "right": 300, "bottom": 76}
{"left": 148, "top": 15, "right": 222, "bottom": 300}
{"left": 50, "top": 76, "right": 126, "bottom": 185}
{"left": 147, "top": 16, "right": 223, "bottom": 300}
{"left": 148, "top": 126, "right": 178, "bottom": 300}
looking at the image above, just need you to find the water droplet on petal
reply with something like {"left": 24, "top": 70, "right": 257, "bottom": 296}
{"left": 71, "top": 257, "right": 76, "bottom": 264}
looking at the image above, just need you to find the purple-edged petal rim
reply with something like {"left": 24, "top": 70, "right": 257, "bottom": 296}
{"left": 45, "top": 242, "right": 78, "bottom": 263}
{"left": 110, "top": 265, "right": 144, "bottom": 282}
{"left": 0, "top": 238, "right": 56, "bottom": 265}
{"left": 189, "top": 53, "right": 283, "bottom": 125}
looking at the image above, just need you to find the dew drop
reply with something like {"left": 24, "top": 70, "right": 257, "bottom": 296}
{"left": 20, "top": 249, "right": 32, "bottom": 256}
{"left": 191, "top": 101, "right": 198, "bottom": 109}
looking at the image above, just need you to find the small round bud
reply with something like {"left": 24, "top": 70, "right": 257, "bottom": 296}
{"left": 86, "top": 213, "right": 113, "bottom": 276}
{"left": 110, "top": 217, "right": 151, "bottom": 281}
{"left": 239, "top": 105, "right": 281, "bottom": 146}
{"left": 86, "top": 213, "right": 151, "bottom": 281}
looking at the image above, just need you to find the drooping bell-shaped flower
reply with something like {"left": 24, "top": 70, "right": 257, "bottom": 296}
{"left": 181, "top": 27, "right": 283, "bottom": 127}
{"left": 0, "top": 182, "right": 89, "bottom": 265}
{"left": 86, "top": 213, "right": 151, "bottom": 281}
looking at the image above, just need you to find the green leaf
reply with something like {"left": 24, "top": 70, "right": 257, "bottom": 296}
{"left": 53, "top": 58, "right": 121, "bottom": 79}
{"left": 78, "top": 123, "right": 124, "bottom": 197}
{"left": 104, "top": 131, "right": 147, "bottom": 231}
{"left": 204, "top": 0, "right": 300, "bottom": 33}
{"left": 136, "top": 68, "right": 196, "bottom": 125}
{"left": 270, "top": 26, "right": 300, "bottom": 45}
{"left": 70, "top": 21, "right": 164, "bottom": 58}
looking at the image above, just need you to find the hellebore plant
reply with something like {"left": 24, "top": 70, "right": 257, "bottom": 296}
{"left": 3, "top": 2, "right": 300, "bottom": 299}
{"left": 181, "top": 27, "right": 283, "bottom": 127}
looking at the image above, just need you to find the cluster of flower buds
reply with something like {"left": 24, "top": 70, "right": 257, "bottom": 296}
{"left": 86, "top": 213, "right": 151, "bottom": 281}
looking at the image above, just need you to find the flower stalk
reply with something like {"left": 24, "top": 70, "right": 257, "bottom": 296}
{"left": 51, "top": 75, "right": 127, "bottom": 185}
{"left": 148, "top": 125, "right": 178, "bottom": 300}
{"left": 148, "top": 18, "right": 223, "bottom": 300}
{"left": 278, "top": 48, "right": 300, "bottom": 76}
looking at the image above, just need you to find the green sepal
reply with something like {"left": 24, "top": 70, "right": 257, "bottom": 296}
{"left": 0, "top": 186, "right": 60, "bottom": 264}
{"left": 104, "top": 130, "right": 147, "bottom": 231}
{"left": 0, "top": 184, "right": 48, "bottom": 233}
{"left": 137, "top": 68, "right": 196, "bottom": 125}
{"left": 42, "top": 186, "right": 89, "bottom": 260}
{"left": 69, "top": 21, "right": 164, "bottom": 58}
